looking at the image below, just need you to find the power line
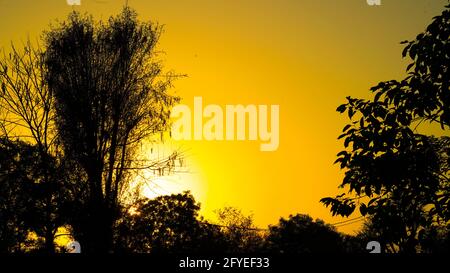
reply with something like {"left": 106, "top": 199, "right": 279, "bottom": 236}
{"left": 330, "top": 216, "right": 365, "bottom": 226}
{"left": 202, "top": 222, "right": 268, "bottom": 232}
{"left": 203, "top": 216, "right": 366, "bottom": 232}
{"left": 332, "top": 217, "right": 366, "bottom": 228}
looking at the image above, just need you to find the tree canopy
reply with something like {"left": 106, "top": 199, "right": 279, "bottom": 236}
{"left": 43, "top": 7, "right": 179, "bottom": 253}
{"left": 321, "top": 4, "right": 450, "bottom": 253}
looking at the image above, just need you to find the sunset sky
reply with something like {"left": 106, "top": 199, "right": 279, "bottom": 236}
{"left": 0, "top": 0, "right": 448, "bottom": 234}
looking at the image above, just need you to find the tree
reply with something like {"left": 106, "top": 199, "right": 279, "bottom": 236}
{"left": 321, "top": 4, "right": 450, "bottom": 253}
{"left": 265, "top": 214, "right": 346, "bottom": 253}
{"left": 115, "top": 191, "right": 225, "bottom": 254}
{"left": 0, "top": 138, "right": 71, "bottom": 253}
{"left": 43, "top": 7, "right": 179, "bottom": 253}
{"left": 0, "top": 138, "right": 33, "bottom": 253}
{"left": 0, "top": 38, "right": 71, "bottom": 253}
{"left": 214, "top": 207, "right": 265, "bottom": 253}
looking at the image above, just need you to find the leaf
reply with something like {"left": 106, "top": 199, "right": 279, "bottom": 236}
{"left": 409, "top": 44, "right": 417, "bottom": 59}
{"left": 406, "top": 62, "right": 415, "bottom": 72}
{"left": 342, "top": 124, "right": 351, "bottom": 132}
{"left": 402, "top": 44, "right": 410, "bottom": 58}
{"left": 348, "top": 108, "right": 355, "bottom": 119}
{"left": 359, "top": 203, "right": 367, "bottom": 216}
{"left": 336, "top": 104, "right": 347, "bottom": 113}
{"left": 338, "top": 133, "right": 347, "bottom": 140}
{"left": 374, "top": 92, "right": 382, "bottom": 102}
{"left": 320, "top": 197, "right": 336, "bottom": 208}
{"left": 344, "top": 137, "right": 351, "bottom": 148}
{"left": 334, "top": 157, "right": 343, "bottom": 165}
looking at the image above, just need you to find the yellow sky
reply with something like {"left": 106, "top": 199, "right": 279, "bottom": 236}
{"left": 1, "top": 0, "right": 448, "bottom": 234}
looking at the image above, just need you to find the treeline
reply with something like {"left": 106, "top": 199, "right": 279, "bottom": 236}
{"left": 1, "top": 135, "right": 448, "bottom": 254}
{"left": 0, "top": 142, "right": 378, "bottom": 255}
{"left": 116, "top": 193, "right": 364, "bottom": 254}
{"left": 0, "top": 137, "right": 359, "bottom": 254}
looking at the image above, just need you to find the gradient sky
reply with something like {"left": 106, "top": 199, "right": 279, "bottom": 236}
{"left": 0, "top": 0, "right": 448, "bottom": 234}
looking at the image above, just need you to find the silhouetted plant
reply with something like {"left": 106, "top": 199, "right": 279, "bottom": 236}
{"left": 214, "top": 207, "right": 265, "bottom": 253}
{"left": 115, "top": 191, "right": 227, "bottom": 254}
{"left": 321, "top": 4, "right": 450, "bottom": 253}
{"left": 0, "top": 38, "right": 67, "bottom": 253}
{"left": 0, "top": 138, "right": 72, "bottom": 253}
{"left": 43, "top": 7, "right": 179, "bottom": 253}
{"left": 265, "top": 214, "right": 346, "bottom": 253}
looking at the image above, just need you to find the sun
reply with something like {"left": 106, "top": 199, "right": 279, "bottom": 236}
{"left": 137, "top": 140, "right": 207, "bottom": 202}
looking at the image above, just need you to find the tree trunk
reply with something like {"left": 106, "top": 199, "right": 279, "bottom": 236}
{"left": 44, "top": 227, "right": 55, "bottom": 254}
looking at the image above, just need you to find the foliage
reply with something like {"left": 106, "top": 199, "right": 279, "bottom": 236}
{"left": 321, "top": 4, "right": 450, "bottom": 252}
{"left": 214, "top": 207, "right": 265, "bottom": 253}
{"left": 115, "top": 191, "right": 226, "bottom": 254}
{"left": 265, "top": 214, "right": 347, "bottom": 253}
{"left": 43, "top": 7, "right": 179, "bottom": 253}
{"left": 0, "top": 138, "right": 71, "bottom": 253}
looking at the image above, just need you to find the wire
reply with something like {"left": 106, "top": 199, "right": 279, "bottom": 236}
{"left": 203, "top": 222, "right": 268, "bottom": 232}
{"left": 330, "top": 216, "right": 365, "bottom": 226}
{"left": 333, "top": 217, "right": 366, "bottom": 228}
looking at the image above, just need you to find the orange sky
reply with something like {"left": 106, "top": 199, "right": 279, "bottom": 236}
{"left": 1, "top": 0, "right": 448, "bottom": 234}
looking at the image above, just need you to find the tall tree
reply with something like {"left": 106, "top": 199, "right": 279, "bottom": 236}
{"left": 0, "top": 40, "right": 69, "bottom": 253}
{"left": 44, "top": 7, "right": 179, "bottom": 253}
{"left": 321, "top": 4, "right": 450, "bottom": 252}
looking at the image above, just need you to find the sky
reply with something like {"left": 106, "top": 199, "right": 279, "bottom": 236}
{"left": 0, "top": 0, "right": 448, "bottom": 234}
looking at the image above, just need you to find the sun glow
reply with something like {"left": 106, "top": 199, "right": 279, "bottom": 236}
{"left": 136, "top": 141, "right": 206, "bottom": 203}
{"left": 141, "top": 173, "right": 204, "bottom": 200}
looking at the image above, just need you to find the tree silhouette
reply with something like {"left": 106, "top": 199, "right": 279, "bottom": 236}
{"left": 115, "top": 191, "right": 226, "bottom": 254}
{"left": 0, "top": 39, "right": 72, "bottom": 253}
{"left": 321, "top": 4, "right": 450, "bottom": 253}
{"left": 0, "top": 138, "right": 33, "bottom": 253}
{"left": 0, "top": 138, "right": 72, "bottom": 253}
{"left": 214, "top": 207, "right": 265, "bottom": 253}
{"left": 265, "top": 214, "right": 346, "bottom": 254}
{"left": 43, "top": 7, "right": 179, "bottom": 253}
